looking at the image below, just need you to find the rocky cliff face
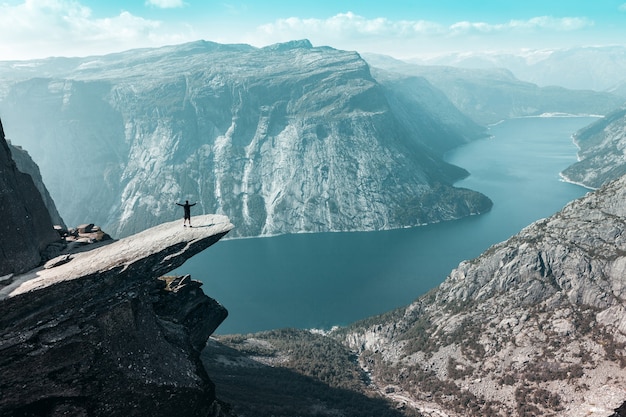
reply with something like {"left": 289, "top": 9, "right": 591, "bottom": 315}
{"left": 332, "top": 174, "right": 626, "bottom": 416}
{"left": 0, "top": 40, "right": 491, "bottom": 239}
{"left": 0, "top": 118, "right": 60, "bottom": 276}
{"left": 561, "top": 108, "right": 626, "bottom": 189}
{"left": 0, "top": 214, "right": 234, "bottom": 417}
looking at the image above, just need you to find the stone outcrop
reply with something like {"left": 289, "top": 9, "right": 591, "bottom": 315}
{"left": 0, "top": 214, "right": 234, "bottom": 417}
{"left": 0, "top": 118, "right": 60, "bottom": 276}
{"left": 334, "top": 174, "right": 626, "bottom": 416}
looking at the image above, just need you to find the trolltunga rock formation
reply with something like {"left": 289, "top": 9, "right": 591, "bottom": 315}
{"left": 0, "top": 214, "right": 234, "bottom": 417}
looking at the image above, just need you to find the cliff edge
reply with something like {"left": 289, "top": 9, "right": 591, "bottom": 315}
{"left": 0, "top": 214, "right": 234, "bottom": 417}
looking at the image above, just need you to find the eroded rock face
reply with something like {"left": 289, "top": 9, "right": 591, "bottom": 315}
{"left": 0, "top": 215, "right": 234, "bottom": 417}
{"left": 0, "top": 118, "right": 59, "bottom": 276}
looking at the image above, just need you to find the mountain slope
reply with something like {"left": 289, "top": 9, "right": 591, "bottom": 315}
{"left": 372, "top": 68, "right": 486, "bottom": 155}
{"left": 0, "top": 40, "right": 491, "bottom": 238}
{"left": 364, "top": 53, "right": 624, "bottom": 125}
{"left": 332, "top": 173, "right": 626, "bottom": 416}
{"left": 561, "top": 108, "right": 626, "bottom": 189}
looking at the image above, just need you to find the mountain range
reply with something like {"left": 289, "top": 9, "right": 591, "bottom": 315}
{"left": 410, "top": 45, "right": 626, "bottom": 94}
{"left": 363, "top": 53, "right": 624, "bottom": 125}
{"left": 0, "top": 40, "right": 495, "bottom": 238}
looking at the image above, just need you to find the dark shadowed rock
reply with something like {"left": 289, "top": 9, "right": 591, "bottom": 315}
{"left": 0, "top": 118, "right": 60, "bottom": 276}
{"left": 0, "top": 214, "right": 234, "bottom": 417}
{"left": 611, "top": 402, "right": 626, "bottom": 417}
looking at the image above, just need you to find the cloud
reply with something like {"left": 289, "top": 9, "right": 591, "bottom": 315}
{"left": 449, "top": 16, "right": 593, "bottom": 35}
{"left": 249, "top": 12, "right": 596, "bottom": 56}
{"left": 0, "top": 0, "right": 189, "bottom": 59}
{"left": 145, "top": 0, "right": 185, "bottom": 8}
{"left": 620, "top": 3, "right": 626, "bottom": 12}
{"left": 259, "top": 12, "right": 592, "bottom": 40}
{"left": 258, "top": 12, "right": 444, "bottom": 39}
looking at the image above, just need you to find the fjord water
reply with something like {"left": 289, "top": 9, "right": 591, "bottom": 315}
{"left": 175, "top": 116, "right": 596, "bottom": 334}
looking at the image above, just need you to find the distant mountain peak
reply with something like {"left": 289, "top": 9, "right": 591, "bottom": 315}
{"left": 263, "top": 39, "right": 314, "bottom": 51}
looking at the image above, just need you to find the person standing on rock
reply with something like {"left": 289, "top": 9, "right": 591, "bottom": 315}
{"left": 176, "top": 200, "right": 197, "bottom": 227}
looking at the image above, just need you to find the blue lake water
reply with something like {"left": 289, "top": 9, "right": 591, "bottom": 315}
{"left": 174, "top": 116, "right": 597, "bottom": 334}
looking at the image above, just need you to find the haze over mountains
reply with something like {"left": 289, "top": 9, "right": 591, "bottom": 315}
{"left": 410, "top": 45, "right": 626, "bottom": 94}
{"left": 363, "top": 52, "right": 624, "bottom": 125}
{"left": 0, "top": 40, "right": 623, "bottom": 239}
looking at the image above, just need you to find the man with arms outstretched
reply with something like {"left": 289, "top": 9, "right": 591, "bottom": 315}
{"left": 176, "top": 200, "right": 197, "bottom": 227}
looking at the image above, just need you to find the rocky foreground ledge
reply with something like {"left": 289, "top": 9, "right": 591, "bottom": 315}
{"left": 0, "top": 215, "right": 234, "bottom": 417}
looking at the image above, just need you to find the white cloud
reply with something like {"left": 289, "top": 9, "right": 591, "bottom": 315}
{"left": 249, "top": 12, "right": 596, "bottom": 57}
{"left": 258, "top": 12, "right": 445, "bottom": 39}
{"left": 449, "top": 16, "right": 592, "bottom": 35}
{"left": 0, "top": 0, "right": 189, "bottom": 60}
{"left": 145, "top": 0, "right": 185, "bottom": 9}
{"left": 620, "top": 3, "right": 626, "bottom": 12}
{"left": 0, "top": 3, "right": 602, "bottom": 61}
{"left": 259, "top": 12, "right": 592, "bottom": 40}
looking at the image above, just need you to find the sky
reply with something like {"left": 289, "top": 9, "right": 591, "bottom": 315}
{"left": 1, "top": 0, "right": 626, "bottom": 61}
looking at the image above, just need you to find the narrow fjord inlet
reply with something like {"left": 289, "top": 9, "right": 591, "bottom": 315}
{"left": 176, "top": 116, "right": 595, "bottom": 334}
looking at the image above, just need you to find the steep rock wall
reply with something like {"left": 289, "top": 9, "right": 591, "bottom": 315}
{"left": 0, "top": 118, "right": 59, "bottom": 276}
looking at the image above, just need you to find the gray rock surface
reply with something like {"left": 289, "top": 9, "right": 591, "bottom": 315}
{"left": 334, "top": 174, "right": 626, "bottom": 416}
{"left": 0, "top": 118, "right": 60, "bottom": 276}
{"left": 0, "top": 214, "right": 234, "bottom": 417}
